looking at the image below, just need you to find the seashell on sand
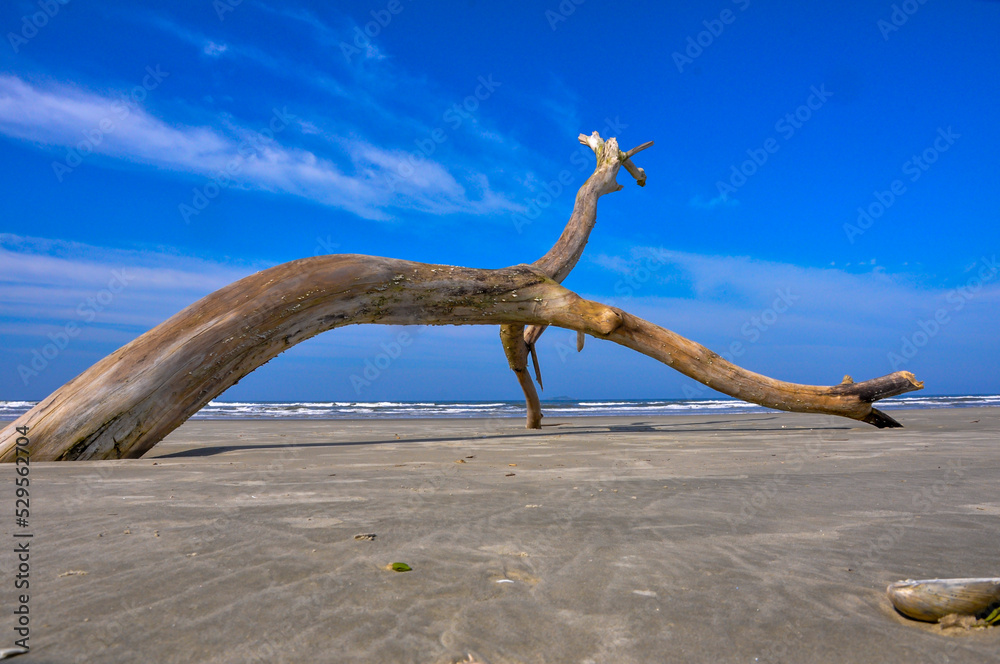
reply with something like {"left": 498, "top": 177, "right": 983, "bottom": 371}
{"left": 887, "top": 577, "right": 1000, "bottom": 624}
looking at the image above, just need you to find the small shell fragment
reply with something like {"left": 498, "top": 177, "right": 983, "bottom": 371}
{"left": 887, "top": 577, "right": 1000, "bottom": 624}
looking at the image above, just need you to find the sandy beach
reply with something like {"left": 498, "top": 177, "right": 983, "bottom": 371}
{"left": 4, "top": 408, "right": 999, "bottom": 663}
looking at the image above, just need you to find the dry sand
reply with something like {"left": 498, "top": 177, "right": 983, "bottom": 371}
{"left": 3, "top": 408, "right": 999, "bottom": 663}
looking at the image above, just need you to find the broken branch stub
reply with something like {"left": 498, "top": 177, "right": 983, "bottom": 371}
{"left": 0, "top": 133, "right": 923, "bottom": 462}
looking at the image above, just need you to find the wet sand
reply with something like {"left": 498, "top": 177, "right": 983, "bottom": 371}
{"left": 4, "top": 408, "right": 999, "bottom": 663}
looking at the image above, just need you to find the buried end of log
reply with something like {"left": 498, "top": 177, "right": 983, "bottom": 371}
{"left": 849, "top": 371, "right": 924, "bottom": 428}
{"left": 607, "top": 312, "right": 926, "bottom": 429}
{"left": 836, "top": 371, "right": 924, "bottom": 428}
{"left": 862, "top": 409, "right": 903, "bottom": 429}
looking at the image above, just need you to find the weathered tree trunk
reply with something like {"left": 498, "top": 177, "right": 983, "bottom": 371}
{"left": 0, "top": 133, "right": 922, "bottom": 462}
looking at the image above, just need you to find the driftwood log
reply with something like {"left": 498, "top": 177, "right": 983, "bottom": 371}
{"left": 0, "top": 132, "right": 922, "bottom": 462}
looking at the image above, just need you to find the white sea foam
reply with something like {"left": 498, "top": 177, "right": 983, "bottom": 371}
{"left": 3, "top": 395, "right": 998, "bottom": 421}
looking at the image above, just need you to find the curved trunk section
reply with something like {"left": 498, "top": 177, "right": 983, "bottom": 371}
{"left": 0, "top": 258, "right": 568, "bottom": 461}
{"left": 1, "top": 252, "right": 920, "bottom": 461}
{"left": 0, "top": 133, "right": 924, "bottom": 462}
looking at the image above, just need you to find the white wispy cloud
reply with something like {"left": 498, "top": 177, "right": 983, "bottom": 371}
{"left": 144, "top": 11, "right": 427, "bottom": 130}
{"left": 4, "top": 235, "right": 996, "bottom": 397}
{"left": 129, "top": 8, "right": 541, "bottom": 218}
{"left": 0, "top": 235, "right": 425, "bottom": 355}
{"left": 0, "top": 74, "right": 227, "bottom": 163}
{"left": 202, "top": 41, "right": 229, "bottom": 57}
{"left": 0, "top": 75, "right": 523, "bottom": 220}
{"left": 581, "top": 247, "right": 1000, "bottom": 390}
{"left": 537, "top": 75, "right": 583, "bottom": 134}
{"left": 598, "top": 247, "right": 998, "bottom": 330}
{"left": 251, "top": 4, "right": 387, "bottom": 62}
{"left": 0, "top": 235, "right": 259, "bottom": 333}
{"left": 0, "top": 236, "right": 403, "bottom": 395}
{"left": 142, "top": 14, "right": 246, "bottom": 64}
{"left": 688, "top": 193, "right": 738, "bottom": 210}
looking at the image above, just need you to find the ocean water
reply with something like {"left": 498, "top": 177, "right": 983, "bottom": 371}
{"left": 2, "top": 394, "right": 998, "bottom": 421}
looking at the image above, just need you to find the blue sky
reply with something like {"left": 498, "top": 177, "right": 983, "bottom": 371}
{"left": 2, "top": 0, "right": 998, "bottom": 402}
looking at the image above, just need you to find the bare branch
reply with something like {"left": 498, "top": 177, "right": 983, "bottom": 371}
{"left": 0, "top": 132, "right": 924, "bottom": 461}
{"left": 624, "top": 141, "right": 655, "bottom": 159}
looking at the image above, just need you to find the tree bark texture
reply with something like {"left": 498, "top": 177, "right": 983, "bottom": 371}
{"left": 0, "top": 134, "right": 923, "bottom": 462}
